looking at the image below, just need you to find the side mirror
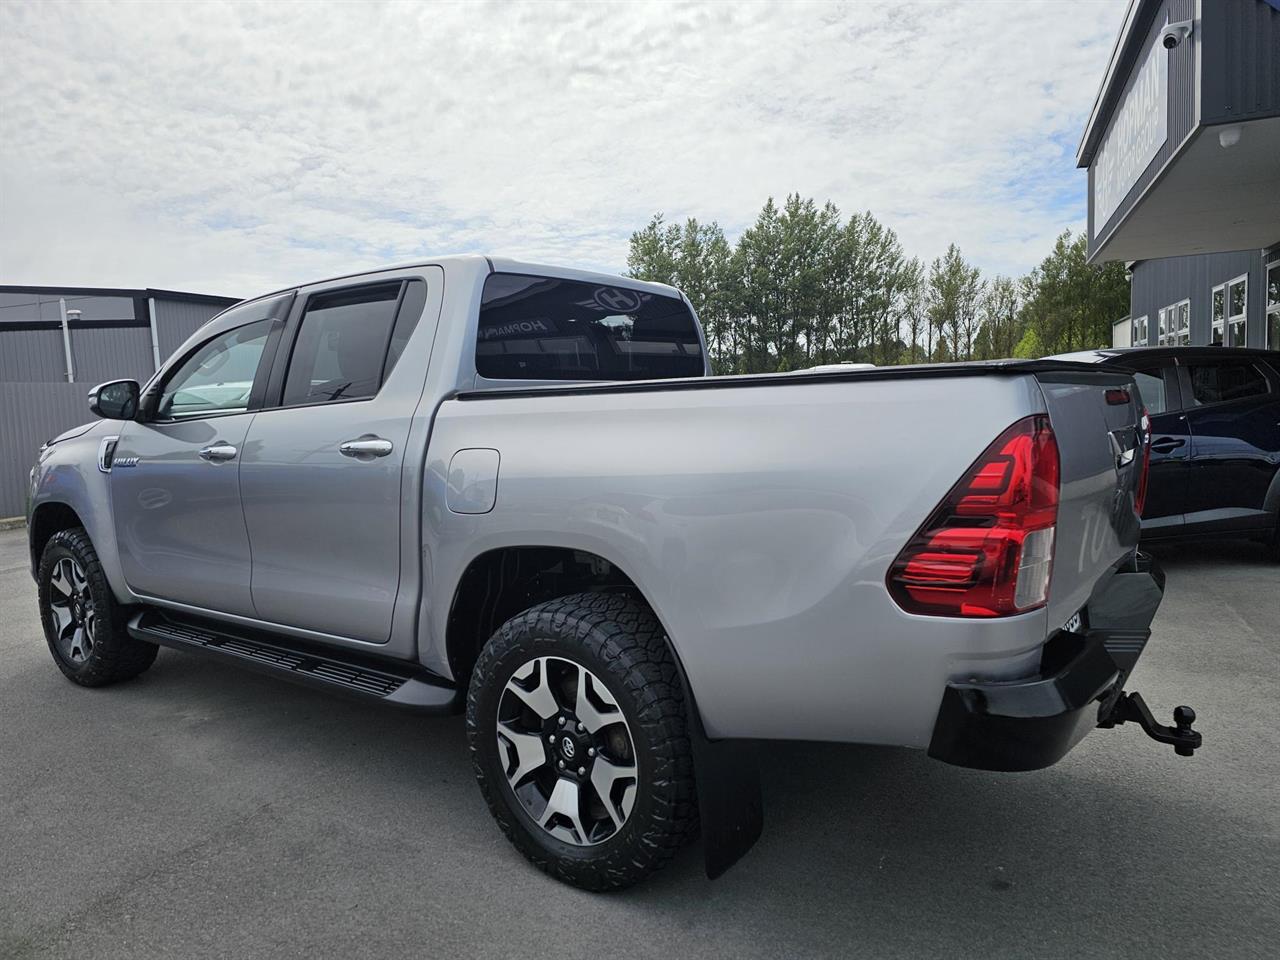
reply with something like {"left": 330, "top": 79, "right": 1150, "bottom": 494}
{"left": 88, "top": 379, "right": 140, "bottom": 420}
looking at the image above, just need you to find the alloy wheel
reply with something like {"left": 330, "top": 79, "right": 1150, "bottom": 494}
{"left": 47, "top": 557, "right": 96, "bottom": 664}
{"left": 496, "top": 656, "right": 638, "bottom": 846}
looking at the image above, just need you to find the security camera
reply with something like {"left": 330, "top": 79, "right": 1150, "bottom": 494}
{"left": 1162, "top": 20, "right": 1193, "bottom": 49}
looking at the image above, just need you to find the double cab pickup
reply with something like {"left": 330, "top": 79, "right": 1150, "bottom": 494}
{"left": 28, "top": 257, "right": 1201, "bottom": 889}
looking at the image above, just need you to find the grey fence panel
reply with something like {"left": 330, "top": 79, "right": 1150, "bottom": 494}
{"left": 0, "top": 382, "right": 96, "bottom": 518}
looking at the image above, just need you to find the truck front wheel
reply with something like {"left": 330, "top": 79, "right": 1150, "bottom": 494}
{"left": 466, "top": 592, "right": 697, "bottom": 890}
{"left": 37, "top": 528, "right": 158, "bottom": 686}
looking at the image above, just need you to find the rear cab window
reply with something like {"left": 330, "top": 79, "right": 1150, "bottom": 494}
{"left": 475, "top": 273, "right": 704, "bottom": 382}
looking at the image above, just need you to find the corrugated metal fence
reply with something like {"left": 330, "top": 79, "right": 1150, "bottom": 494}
{"left": 0, "top": 382, "right": 97, "bottom": 517}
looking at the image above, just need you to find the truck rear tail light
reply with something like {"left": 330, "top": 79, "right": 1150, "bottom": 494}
{"left": 1134, "top": 408, "right": 1152, "bottom": 517}
{"left": 888, "top": 415, "right": 1060, "bottom": 618}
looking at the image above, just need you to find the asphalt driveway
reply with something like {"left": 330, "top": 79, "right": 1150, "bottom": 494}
{"left": 1, "top": 527, "right": 1277, "bottom": 959}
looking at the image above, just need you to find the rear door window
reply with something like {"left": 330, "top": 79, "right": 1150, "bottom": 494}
{"left": 1185, "top": 361, "right": 1271, "bottom": 405}
{"left": 476, "top": 273, "right": 704, "bottom": 381}
{"left": 282, "top": 282, "right": 404, "bottom": 405}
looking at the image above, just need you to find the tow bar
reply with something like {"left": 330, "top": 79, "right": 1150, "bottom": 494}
{"left": 1099, "top": 692, "right": 1202, "bottom": 757}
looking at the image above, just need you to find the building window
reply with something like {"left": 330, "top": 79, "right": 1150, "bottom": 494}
{"left": 1211, "top": 285, "right": 1225, "bottom": 344}
{"left": 1267, "top": 260, "right": 1279, "bottom": 349}
{"left": 1132, "top": 314, "right": 1149, "bottom": 346}
{"left": 1226, "top": 274, "right": 1247, "bottom": 346}
{"left": 1156, "top": 300, "right": 1189, "bottom": 346}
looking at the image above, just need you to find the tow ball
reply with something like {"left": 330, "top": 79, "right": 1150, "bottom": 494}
{"left": 1098, "top": 691, "right": 1202, "bottom": 757}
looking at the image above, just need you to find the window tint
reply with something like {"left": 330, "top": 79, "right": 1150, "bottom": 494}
{"left": 1187, "top": 362, "right": 1270, "bottom": 405}
{"left": 1131, "top": 368, "right": 1170, "bottom": 415}
{"left": 283, "top": 283, "right": 402, "bottom": 405}
{"left": 476, "top": 273, "right": 704, "bottom": 381}
{"left": 158, "top": 320, "right": 271, "bottom": 419}
{"left": 382, "top": 279, "right": 427, "bottom": 383}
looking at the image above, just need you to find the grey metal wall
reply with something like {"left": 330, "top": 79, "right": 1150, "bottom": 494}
{"left": 1201, "top": 0, "right": 1280, "bottom": 125}
{"left": 0, "top": 382, "right": 94, "bottom": 518}
{"left": 0, "top": 292, "right": 231, "bottom": 517}
{"left": 154, "top": 298, "right": 226, "bottom": 360}
{"left": 1087, "top": 0, "right": 1197, "bottom": 257}
{"left": 70, "top": 327, "right": 155, "bottom": 383}
{"left": 1129, "top": 249, "right": 1269, "bottom": 346}
{"left": 0, "top": 328, "right": 69, "bottom": 382}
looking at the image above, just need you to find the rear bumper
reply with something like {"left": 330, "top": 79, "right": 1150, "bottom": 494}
{"left": 927, "top": 552, "right": 1165, "bottom": 772}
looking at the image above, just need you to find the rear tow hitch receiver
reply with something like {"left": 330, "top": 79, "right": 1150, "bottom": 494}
{"left": 1099, "top": 692, "right": 1202, "bottom": 757}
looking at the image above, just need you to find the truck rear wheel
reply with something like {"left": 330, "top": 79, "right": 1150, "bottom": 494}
{"left": 466, "top": 592, "right": 697, "bottom": 890}
{"left": 37, "top": 528, "right": 157, "bottom": 686}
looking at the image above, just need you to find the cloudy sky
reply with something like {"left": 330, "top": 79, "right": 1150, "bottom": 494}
{"left": 1, "top": 0, "right": 1124, "bottom": 298}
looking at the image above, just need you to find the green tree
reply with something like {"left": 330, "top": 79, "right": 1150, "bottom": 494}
{"left": 927, "top": 244, "right": 984, "bottom": 361}
{"left": 627, "top": 201, "right": 1114, "bottom": 373}
{"left": 975, "top": 275, "right": 1023, "bottom": 360}
{"left": 1018, "top": 231, "right": 1128, "bottom": 354}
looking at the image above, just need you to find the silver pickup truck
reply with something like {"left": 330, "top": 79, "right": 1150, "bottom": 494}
{"left": 26, "top": 256, "right": 1201, "bottom": 889}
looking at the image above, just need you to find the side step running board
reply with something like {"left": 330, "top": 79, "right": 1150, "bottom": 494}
{"left": 128, "top": 610, "right": 458, "bottom": 713}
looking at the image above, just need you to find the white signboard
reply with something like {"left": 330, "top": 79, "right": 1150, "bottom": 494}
{"left": 1092, "top": 39, "right": 1168, "bottom": 236}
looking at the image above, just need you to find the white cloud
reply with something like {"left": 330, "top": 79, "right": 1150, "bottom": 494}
{"left": 0, "top": 0, "right": 1124, "bottom": 297}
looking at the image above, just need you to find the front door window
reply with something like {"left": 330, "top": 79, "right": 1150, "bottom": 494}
{"left": 157, "top": 321, "right": 271, "bottom": 419}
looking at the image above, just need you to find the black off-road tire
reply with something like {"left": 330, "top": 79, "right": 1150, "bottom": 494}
{"left": 467, "top": 592, "right": 697, "bottom": 891}
{"left": 37, "top": 528, "right": 158, "bottom": 686}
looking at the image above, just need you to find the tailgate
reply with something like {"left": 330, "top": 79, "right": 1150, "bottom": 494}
{"left": 1035, "top": 367, "right": 1146, "bottom": 629}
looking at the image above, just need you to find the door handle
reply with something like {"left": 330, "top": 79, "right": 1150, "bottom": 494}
{"left": 198, "top": 443, "right": 238, "bottom": 462}
{"left": 1150, "top": 437, "right": 1186, "bottom": 453}
{"left": 339, "top": 436, "right": 394, "bottom": 459}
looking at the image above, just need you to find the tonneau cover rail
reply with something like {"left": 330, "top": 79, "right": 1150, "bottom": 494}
{"left": 455, "top": 359, "right": 1130, "bottom": 401}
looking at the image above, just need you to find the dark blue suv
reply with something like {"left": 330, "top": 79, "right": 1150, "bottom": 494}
{"left": 1054, "top": 347, "right": 1280, "bottom": 555}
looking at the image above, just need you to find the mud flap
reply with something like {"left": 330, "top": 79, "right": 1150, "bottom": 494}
{"left": 690, "top": 723, "right": 763, "bottom": 879}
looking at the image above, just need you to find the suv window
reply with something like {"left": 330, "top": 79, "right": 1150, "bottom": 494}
{"left": 283, "top": 282, "right": 403, "bottom": 405}
{"left": 476, "top": 273, "right": 704, "bottom": 381}
{"left": 1186, "top": 361, "right": 1270, "bottom": 405}
{"left": 1130, "top": 367, "right": 1172, "bottom": 415}
{"left": 157, "top": 320, "right": 272, "bottom": 419}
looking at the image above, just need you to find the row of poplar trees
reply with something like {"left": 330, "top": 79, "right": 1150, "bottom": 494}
{"left": 626, "top": 195, "right": 1129, "bottom": 375}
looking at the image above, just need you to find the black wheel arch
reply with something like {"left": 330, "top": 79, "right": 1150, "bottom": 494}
{"left": 28, "top": 501, "right": 85, "bottom": 577}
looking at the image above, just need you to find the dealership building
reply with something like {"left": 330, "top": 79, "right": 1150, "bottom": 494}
{"left": 0, "top": 285, "right": 238, "bottom": 517}
{"left": 1076, "top": 0, "right": 1279, "bottom": 349}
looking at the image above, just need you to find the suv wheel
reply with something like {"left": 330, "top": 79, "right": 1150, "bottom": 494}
{"left": 38, "top": 528, "right": 158, "bottom": 686}
{"left": 467, "top": 592, "right": 697, "bottom": 890}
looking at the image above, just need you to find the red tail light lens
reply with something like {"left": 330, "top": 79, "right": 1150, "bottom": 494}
{"left": 1134, "top": 407, "right": 1152, "bottom": 517}
{"left": 888, "top": 415, "right": 1060, "bottom": 618}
